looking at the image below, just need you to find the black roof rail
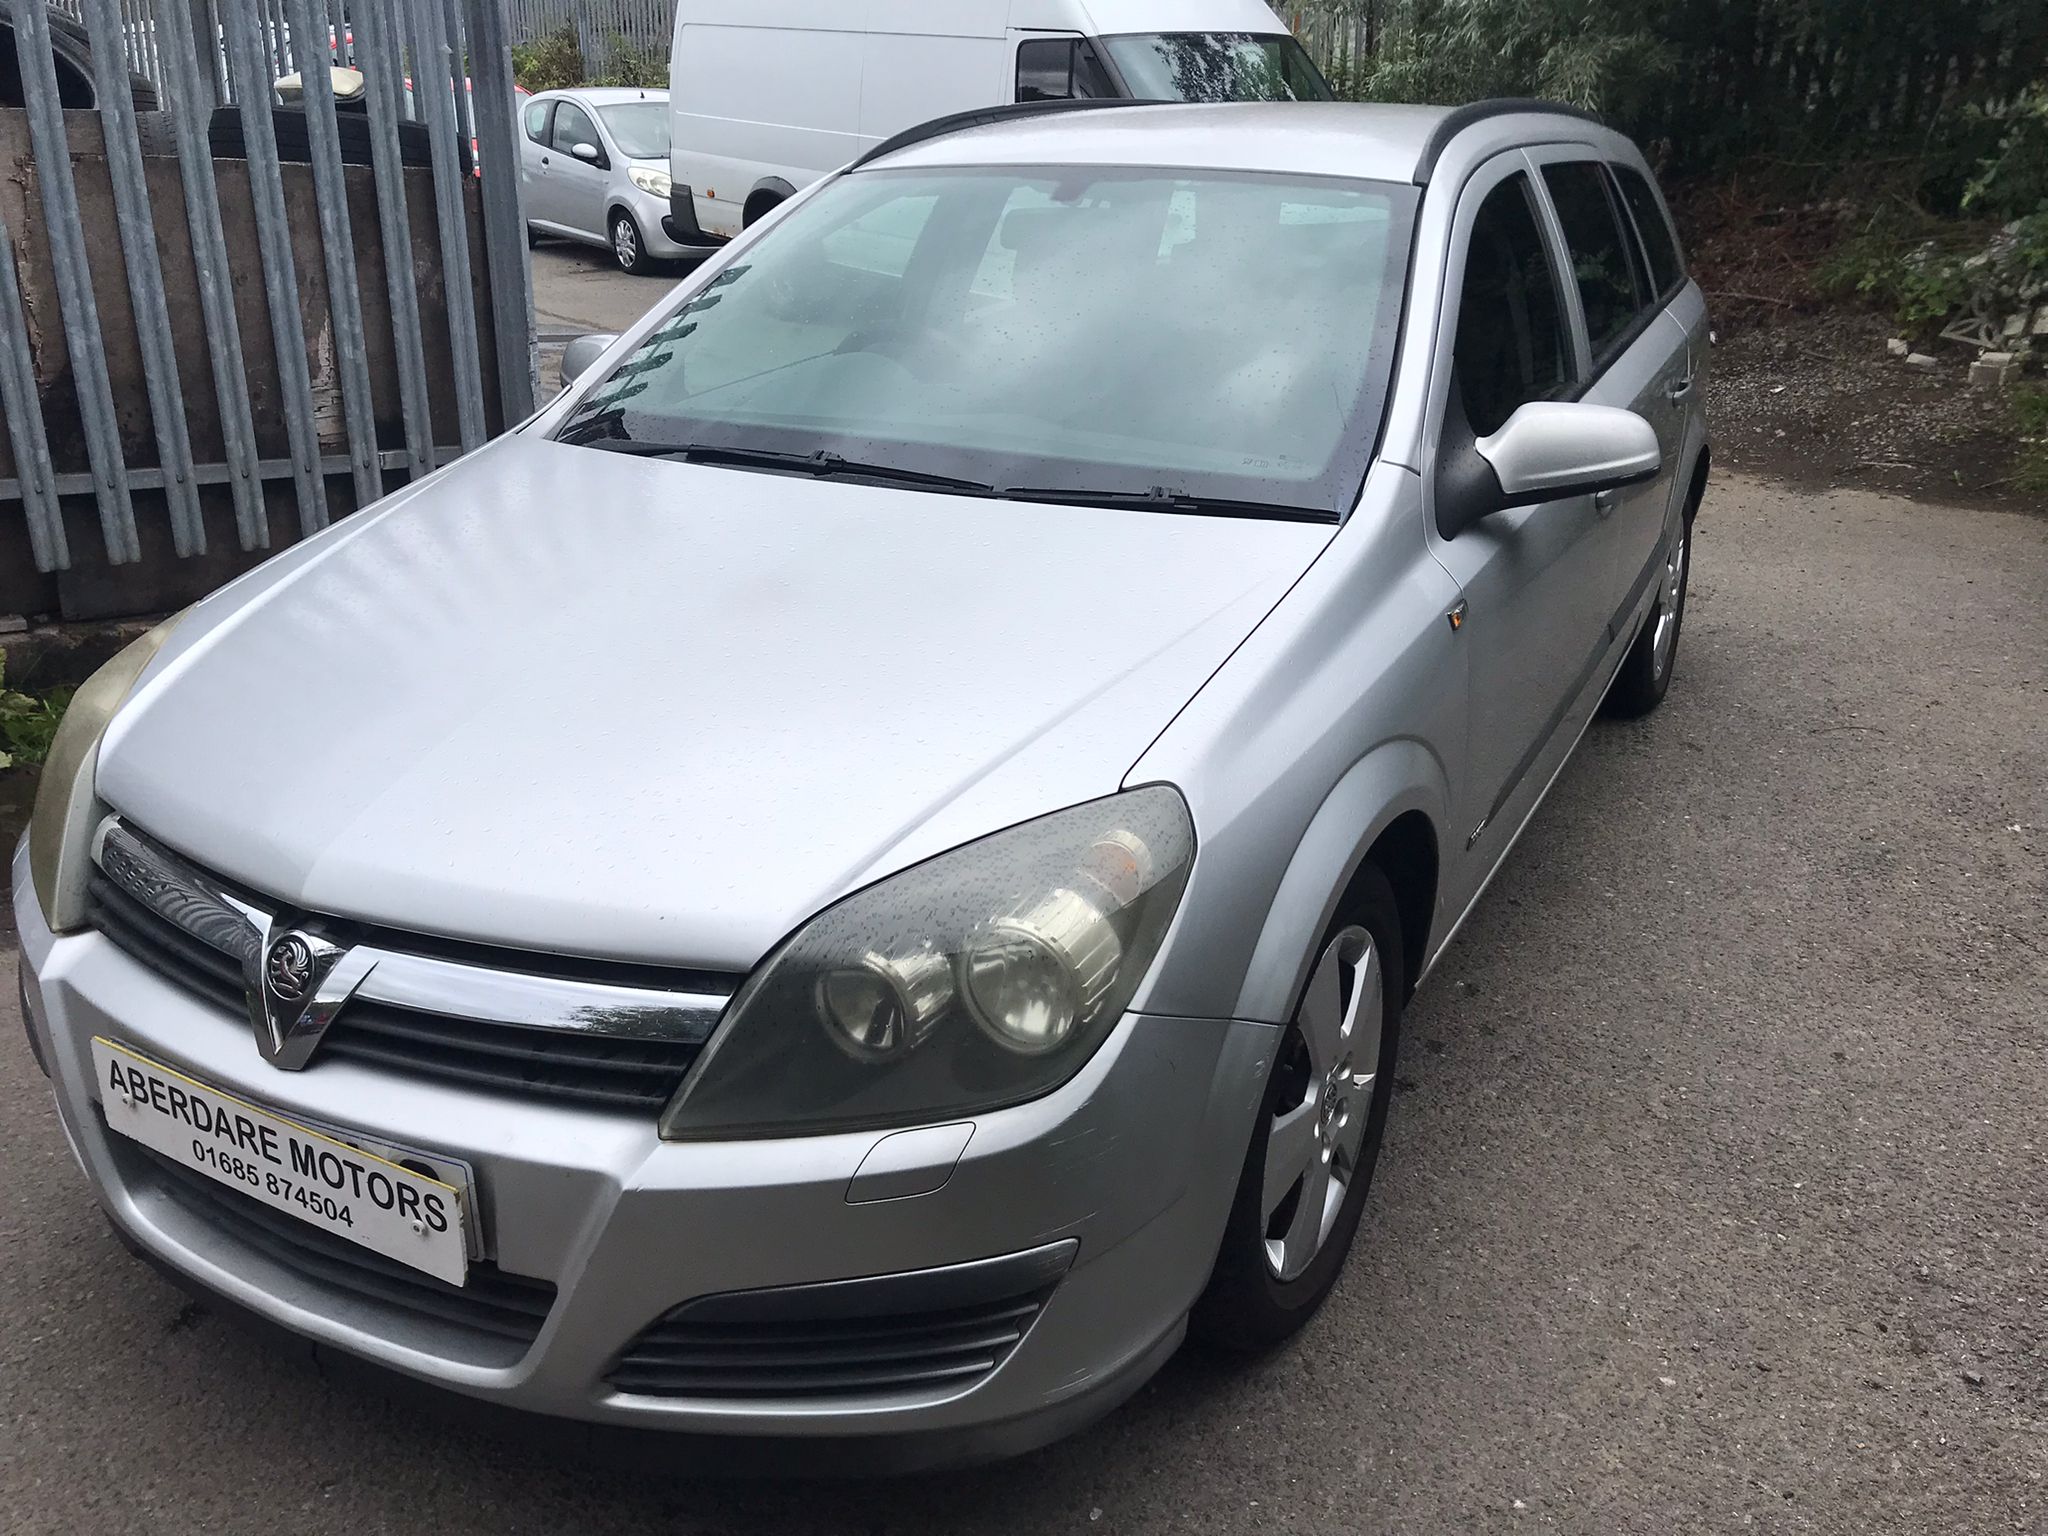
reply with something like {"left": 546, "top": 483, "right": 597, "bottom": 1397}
{"left": 1413, "top": 97, "right": 1605, "bottom": 184}
{"left": 848, "top": 98, "right": 1164, "bottom": 172}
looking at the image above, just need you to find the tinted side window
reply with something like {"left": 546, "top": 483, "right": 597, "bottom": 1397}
{"left": 1542, "top": 161, "right": 1642, "bottom": 361}
{"left": 1611, "top": 163, "right": 1683, "bottom": 297}
{"left": 523, "top": 100, "right": 553, "bottom": 145}
{"left": 552, "top": 101, "right": 598, "bottom": 155}
{"left": 1455, "top": 174, "right": 1574, "bottom": 436}
{"left": 1016, "top": 38, "right": 1115, "bottom": 101}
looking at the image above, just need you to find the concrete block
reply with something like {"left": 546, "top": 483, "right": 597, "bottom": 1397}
{"left": 1886, "top": 337, "right": 1910, "bottom": 357}
{"left": 1969, "top": 356, "right": 2019, "bottom": 390}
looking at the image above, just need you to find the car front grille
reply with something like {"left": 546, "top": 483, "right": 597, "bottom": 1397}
{"left": 121, "top": 1128, "right": 557, "bottom": 1363}
{"left": 607, "top": 1241, "right": 1075, "bottom": 1401}
{"left": 85, "top": 822, "right": 736, "bottom": 1114}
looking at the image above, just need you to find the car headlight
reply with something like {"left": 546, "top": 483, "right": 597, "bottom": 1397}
{"left": 28, "top": 614, "right": 181, "bottom": 931}
{"left": 661, "top": 787, "right": 1195, "bottom": 1140}
{"left": 628, "top": 164, "right": 672, "bottom": 199}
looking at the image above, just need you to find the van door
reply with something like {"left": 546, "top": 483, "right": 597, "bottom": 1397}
{"left": 856, "top": 1, "right": 1010, "bottom": 146}
{"left": 1009, "top": 32, "right": 1117, "bottom": 101}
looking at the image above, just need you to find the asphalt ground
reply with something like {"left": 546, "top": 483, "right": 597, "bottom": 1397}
{"left": 528, "top": 239, "right": 695, "bottom": 391}
{"left": 3, "top": 472, "right": 2044, "bottom": 1534}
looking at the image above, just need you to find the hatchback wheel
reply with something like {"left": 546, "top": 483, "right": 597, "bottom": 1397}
{"left": 610, "top": 210, "right": 647, "bottom": 274}
{"left": 1605, "top": 516, "right": 1693, "bottom": 718}
{"left": 1192, "top": 865, "right": 1405, "bottom": 1353}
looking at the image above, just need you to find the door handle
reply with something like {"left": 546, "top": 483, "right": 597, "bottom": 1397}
{"left": 540, "top": 154, "right": 550, "bottom": 166}
{"left": 1593, "top": 488, "right": 1620, "bottom": 514}
{"left": 1664, "top": 373, "right": 1695, "bottom": 402}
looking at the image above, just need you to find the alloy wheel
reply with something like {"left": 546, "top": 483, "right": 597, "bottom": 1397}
{"left": 613, "top": 216, "right": 638, "bottom": 270}
{"left": 1261, "top": 925, "right": 1382, "bottom": 1282}
{"left": 1650, "top": 530, "right": 1688, "bottom": 681}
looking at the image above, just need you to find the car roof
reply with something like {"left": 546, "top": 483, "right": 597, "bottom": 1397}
{"left": 544, "top": 86, "right": 668, "bottom": 106}
{"left": 862, "top": 100, "right": 1609, "bottom": 185}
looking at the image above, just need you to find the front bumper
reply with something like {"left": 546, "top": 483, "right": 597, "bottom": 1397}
{"left": 11, "top": 837, "right": 1271, "bottom": 1452}
{"left": 618, "top": 184, "right": 701, "bottom": 260}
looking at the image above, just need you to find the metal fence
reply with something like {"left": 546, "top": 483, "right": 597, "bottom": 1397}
{"left": 506, "top": 0, "right": 668, "bottom": 82}
{"left": 1, "top": 0, "right": 536, "bottom": 620}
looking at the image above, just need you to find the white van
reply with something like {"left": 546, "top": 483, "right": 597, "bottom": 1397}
{"left": 663, "top": 0, "right": 1329, "bottom": 245}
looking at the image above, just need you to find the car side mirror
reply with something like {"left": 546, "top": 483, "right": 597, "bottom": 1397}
{"left": 559, "top": 332, "right": 618, "bottom": 388}
{"left": 1438, "top": 397, "right": 1661, "bottom": 539}
{"left": 571, "top": 141, "right": 601, "bottom": 164}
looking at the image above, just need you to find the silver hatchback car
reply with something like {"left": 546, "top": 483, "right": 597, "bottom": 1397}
{"left": 519, "top": 86, "right": 687, "bottom": 273}
{"left": 15, "top": 99, "right": 1707, "bottom": 1466}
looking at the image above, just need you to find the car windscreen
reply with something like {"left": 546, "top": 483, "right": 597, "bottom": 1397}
{"left": 599, "top": 102, "right": 668, "bottom": 159}
{"left": 556, "top": 166, "right": 1415, "bottom": 520}
{"left": 1099, "top": 33, "right": 1332, "bottom": 102}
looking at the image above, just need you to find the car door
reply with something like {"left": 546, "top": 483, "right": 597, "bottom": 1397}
{"left": 548, "top": 97, "right": 610, "bottom": 240}
{"left": 519, "top": 96, "right": 558, "bottom": 226}
{"left": 1528, "top": 151, "right": 1689, "bottom": 619}
{"left": 1609, "top": 155, "right": 1707, "bottom": 523}
{"left": 1423, "top": 154, "right": 1609, "bottom": 860}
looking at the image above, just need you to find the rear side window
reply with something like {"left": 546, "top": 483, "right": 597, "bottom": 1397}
{"left": 1016, "top": 37, "right": 1116, "bottom": 102}
{"left": 1610, "top": 163, "right": 1683, "bottom": 297}
{"left": 1541, "top": 161, "right": 1643, "bottom": 362}
{"left": 523, "top": 99, "right": 553, "bottom": 145}
{"left": 1454, "top": 174, "right": 1574, "bottom": 436}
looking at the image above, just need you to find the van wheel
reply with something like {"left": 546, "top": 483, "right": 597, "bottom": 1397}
{"left": 610, "top": 211, "right": 648, "bottom": 274}
{"left": 1605, "top": 516, "right": 1693, "bottom": 718}
{"left": 742, "top": 192, "right": 782, "bottom": 228}
{"left": 1191, "top": 865, "right": 1405, "bottom": 1353}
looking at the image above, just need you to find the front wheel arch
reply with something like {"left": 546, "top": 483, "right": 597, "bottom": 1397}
{"left": 1231, "top": 739, "right": 1450, "bottom": 1024}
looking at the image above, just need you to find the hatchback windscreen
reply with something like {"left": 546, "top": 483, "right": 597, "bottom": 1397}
{"left": 558, "top": 167, "right": 1415, "bottom": 518}
{"left": 599, "top": 102, "right": 668, "bottom": 159}
{"left": 1099, "top": 33, "right": 1332, "bottom": 102}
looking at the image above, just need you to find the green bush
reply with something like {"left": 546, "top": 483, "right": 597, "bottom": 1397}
{"left": 2010, "top": 384, "right": 2048, "bottom": 496}
{"left": 595, "top": 34, "right": 664, "bottom": 89}
{"left": 1964, "top": 87, "right": 2048, "bottom": 222}
{"left": 1817, "top": 209, "right": 2048, "bottom": 337}
{"left": 1359, "top": 0, "right": 1675, "bottom": 120}
{"left": 510, "top": 25, "right": 583, "bottom": 92}
{"left": 0, "top": 654, "right": 70, "bottom": 770}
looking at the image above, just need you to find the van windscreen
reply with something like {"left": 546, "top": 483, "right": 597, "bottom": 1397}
{"left": 1099, "top": 33, "right": 1332, "bottom": 103}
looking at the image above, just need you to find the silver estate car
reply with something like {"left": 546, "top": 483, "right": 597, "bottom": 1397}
{"left": 520, "top": 86, "right": 685, "bottom": 273}
{"left": 15, "top": 99, "right": 1708, "bottom": 1466}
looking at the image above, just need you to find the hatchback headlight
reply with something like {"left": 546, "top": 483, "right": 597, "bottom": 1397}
{"left": 661, "top": 787, "right": 1195, "bottom": 1140}
{"left": 27, "top": 615, "right": 181, "bottom": 931}
{"left": 628, "top": 164, "right": 672, "bottom": 199}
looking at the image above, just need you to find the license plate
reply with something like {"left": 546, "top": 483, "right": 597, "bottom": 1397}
{"left": 92, "top": 1038, "right": 469, "bottom": 1286}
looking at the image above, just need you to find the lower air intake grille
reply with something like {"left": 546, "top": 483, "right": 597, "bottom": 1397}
{"left": 125, "top": 1132, "right": 556, "bottom": 1361}
{"left": 607, "top": 1239, "right": 1076, "bottom": 1401}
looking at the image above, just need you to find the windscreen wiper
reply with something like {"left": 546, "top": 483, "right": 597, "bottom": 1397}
{"left": 556, "top": 435, "right": 995, "bottom": 495}
{"left": 998, "top": 485, "right": 1334, "bottom": 523}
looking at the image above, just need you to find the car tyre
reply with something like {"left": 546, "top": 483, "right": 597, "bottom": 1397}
{"left": 1604, "top": 508, "right": 1695, "bottom": 719}
{"left": 1191, "top": 864, "right": 1406, "bottom": 1354}
{"left": 610, "top": 210, "right": 650, "bottom": 275}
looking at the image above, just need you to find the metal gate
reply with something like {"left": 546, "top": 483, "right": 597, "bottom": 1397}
{"left": 1, "top": 0, "right": 536, "bottom": 620}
